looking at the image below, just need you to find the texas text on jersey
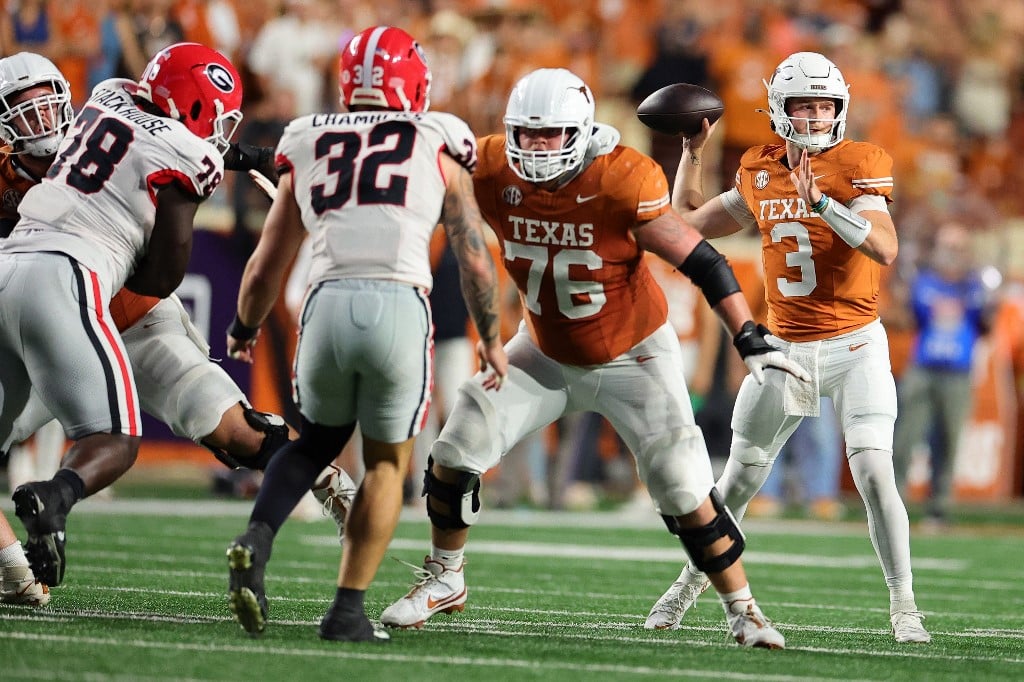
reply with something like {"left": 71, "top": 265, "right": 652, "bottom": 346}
{"left": 473, "top": 134, "right": 672, "bottom": 366}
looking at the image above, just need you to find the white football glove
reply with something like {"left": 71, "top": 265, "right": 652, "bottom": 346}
{"left": 732, "top": 322, "right": 811, "bottom": 385}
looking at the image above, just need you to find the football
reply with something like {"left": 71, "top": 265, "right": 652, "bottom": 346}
{"left": 636, "top": 83, "right": 724, "bottom": 137}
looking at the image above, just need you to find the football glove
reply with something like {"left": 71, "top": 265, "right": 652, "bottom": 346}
{"left": 732, "top": 321, "right": 812, "bottom": 385}
{"left": 223, "top": 142, "right": 278, "bottom": 185}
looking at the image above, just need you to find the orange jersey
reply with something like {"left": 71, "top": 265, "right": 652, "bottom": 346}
{"left": 474, "top": 135, "right": 671, "bottom": 365}
{"left": 109, "top": 289, "right": 161, "bottom": 332}
{"left": 735, "top": 139, "right": 894, "bottom": 341}
{"left": 0, "top": 155, "right": 40, "bottom": 233}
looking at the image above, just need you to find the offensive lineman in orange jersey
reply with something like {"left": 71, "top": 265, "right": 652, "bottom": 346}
{"left": 381, "top": 68, "right": 811, "bottom": 649}
{"left": 646, "top": 52, "right": 931, "bottom": 644}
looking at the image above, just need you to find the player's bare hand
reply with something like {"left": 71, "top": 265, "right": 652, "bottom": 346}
{"left": 226, "top": 334, "right": 258, "bottom": 364}
{"left": 477, "top": 339, "right": 509, "bottom": 391}
{"left": 684, "top": 118, "right": 719, "bottom": 152}
{"left": 789, "top": 149, "right": 822, "bottom": 207}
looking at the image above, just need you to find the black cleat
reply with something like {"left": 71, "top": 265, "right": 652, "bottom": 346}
{"left": 319, "top": 605, "right": 391, "bottom": 643}
{"left": 226, "top": 522, "right": 273, "bottom": 637}
{"left": 12, "top": 482, "right": 68, "bottom": 587}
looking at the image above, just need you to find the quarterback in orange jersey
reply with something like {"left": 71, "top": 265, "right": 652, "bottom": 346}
{"left": 382, "top": 68, "right": 810, "bottom": 649}
{"left": 647, "top": 52, "right": 931, "bottom": 644}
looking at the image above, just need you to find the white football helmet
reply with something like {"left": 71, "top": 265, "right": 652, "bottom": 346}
{"left": 504, "top": 68, "right": 595, "bottom": 183}
{"left": 763, "top": 52, "right": 849, "bottom": 153}
{"left": 0, "top": 52, "right": 74, "bottom": 157}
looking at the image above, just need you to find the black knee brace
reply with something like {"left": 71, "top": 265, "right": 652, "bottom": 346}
{"left": 422, "top": 456, "right": 481, "bottom": 530}
{"left": 204, "top": 403, "right": 291, "bottom": 470}
{"left": 662, "top": 488, "right": 745, "bottom": 574}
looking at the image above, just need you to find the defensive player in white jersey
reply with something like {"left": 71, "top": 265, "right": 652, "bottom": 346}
{"left": 645, "top": 52, "right": 930, "bottom": 644}
{"left": 0, "top": 43, "right": 244, "bottom": 590}
{"left": 0, "top": 54, "right": 357, "bottom": 589}
{"left": 223, "top": 26, "right": 507, "bottom": 643}
{"left": 380, "top": 67, "right": 811, "bottom": 649}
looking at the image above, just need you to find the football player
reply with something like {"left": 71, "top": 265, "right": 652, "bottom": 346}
{"left": 646, "top": 51, "right": 930, "bottom": 644}
{"left": 0, "top": 52, "right": 75, "bottom": 607}
{"left": 380, "top": 67, "right": 810, "bottom": 649}
{"left": 0, "top": 43, "right": 246, "bottom": 590}
{"left": 0, "top": 51, "right": 356, "bottom": 591}
{"left": 223, "top": 26, "right": 506, "bottom": 643}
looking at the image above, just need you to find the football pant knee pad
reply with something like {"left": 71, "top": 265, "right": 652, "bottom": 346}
{"left": 662, "top": 487, "right": 745, "bottom": 574}
{"left": 422, "top": 455, "right": 481, "bottom": 530}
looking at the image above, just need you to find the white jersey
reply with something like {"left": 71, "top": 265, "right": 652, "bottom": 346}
{"left": 277, "top": 110, "right": 476, "bottom": 292}
{"left": 0, "top": 78, "right": 224, "bottom": 295}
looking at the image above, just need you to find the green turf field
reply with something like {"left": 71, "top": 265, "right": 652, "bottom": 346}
{"left": 1, "top": 497, "right": 1022, "bottom": 681}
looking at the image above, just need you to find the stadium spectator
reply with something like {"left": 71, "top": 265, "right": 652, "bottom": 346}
{"left": 223, "top": 25, "right": 506, "bottom": 643}
{"left": 893, "top": 221, "right": 998, "bottom": 527}
{"left": 381, "top": 66, "right": 808, "bottom": 649}
{"left": 647, "top": 51, "right": 931, "bottom": 644}
{"left": 245, "top": 0, "right": 340, "bottom": 117}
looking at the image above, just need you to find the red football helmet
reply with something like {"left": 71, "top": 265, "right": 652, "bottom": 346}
{"left": 339, "top": 26, "right": 431, "bottom": 112}
{"left": 132, "top": 42, "right": 243, "bottom": 153}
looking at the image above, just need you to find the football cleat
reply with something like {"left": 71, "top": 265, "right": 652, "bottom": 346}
{"left": 644, "top": 574, "right": 711, "bottom": 630}
{"left": 725, "top": 599, "right": 785, "bottom": 649}
{"left": 311, "top": 464, "right": 357, "bottom": 544}
{"left": 380, "top": 557, "right": 467, "bottom": 629}
{"left": 12, "top": 481, "right": 68, "bottom": 587}
{"left": 891, "top": 610, "right": 931, "bottom": 643}
{"left": 226, "top": 522, "right": 273, "bottom": 637}
{"left": 0, "top": 565, "right": 50, "bottom": 607}
{"left": 319, "top": 603, "right": 390, "bottom": 643}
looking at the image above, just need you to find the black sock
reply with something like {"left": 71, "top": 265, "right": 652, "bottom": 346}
{"left": 53, "top": 468, "right": 86, "bottom": 509}
{"left": 333, "top": 587, "right": 365, "bottom": 614}
{"left": 248, "top": 440, "right": 335, "bottom": 534}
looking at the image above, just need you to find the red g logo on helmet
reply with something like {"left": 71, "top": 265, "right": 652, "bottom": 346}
{"left": 339, "top": 26, "right": 431, "bottom": 112}
{"left": 133, "top": 42, "right": 244, "bottom": 153}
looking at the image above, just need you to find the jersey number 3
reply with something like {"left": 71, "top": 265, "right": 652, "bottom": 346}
{"left": 772, "top": 221, "right": 817, "bottom": 297}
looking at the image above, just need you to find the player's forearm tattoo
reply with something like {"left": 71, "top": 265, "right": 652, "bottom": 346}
{"left": 444, "top": 172, "right": 502, "bottom": 345}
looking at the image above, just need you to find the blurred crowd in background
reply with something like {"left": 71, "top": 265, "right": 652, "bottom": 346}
{"left": 4, "top": 0, "right": 1024, "bottom": 519}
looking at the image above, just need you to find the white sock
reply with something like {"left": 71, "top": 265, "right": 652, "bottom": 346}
{"left": 719, "top": 584, "right": 753, "bottom": 609}
{"left": 430, "top": 546, "right": 464, "bottom": 570}
{"left": 0, "top": 541, "right": 29, "bottom": 569}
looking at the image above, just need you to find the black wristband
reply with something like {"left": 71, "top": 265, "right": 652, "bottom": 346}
{"left": 732, "top": 321, "right": 773, "bottom": 358}
{"left": 227, "top": 314, "right": 260, "bottom": 341}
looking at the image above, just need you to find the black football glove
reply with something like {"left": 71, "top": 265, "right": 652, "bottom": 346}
{"left": 732, "top": 321, "right": 811, "bottom": 385}
{"left": 223, "top": 142, "right": 278, "bottom": 185}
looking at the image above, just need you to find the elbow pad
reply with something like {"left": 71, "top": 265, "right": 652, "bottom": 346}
{"left": 677, "top": 240, "right": 742, "bottom": 308}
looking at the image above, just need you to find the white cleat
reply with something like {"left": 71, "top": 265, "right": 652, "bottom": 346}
{"left": 891, "top": 610, "right": 931, "bottom": 643}
{"left": 1, "top": 565, "right": 50, "bottom": 607}
{"left": 380, "top": 557, "right": 467, "bottom": 629}
{"left": 725, "top": 599, "right": 785, "bottom": 649}
{"left": 311, "top": 465, "right": 357, "bottom": 544}
{"left": 644, "top": 575, "right": 711, "bottom": 630}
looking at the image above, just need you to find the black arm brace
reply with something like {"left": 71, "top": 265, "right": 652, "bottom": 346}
{"left": 677, "top": 240, "right": 742, "bottom": 308}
